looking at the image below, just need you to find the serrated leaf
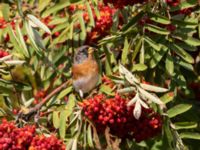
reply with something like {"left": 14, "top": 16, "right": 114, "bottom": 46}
{"left": 100, "top": 84, "right": 114, "bottom": 96}
{"left": 139, "top": 99, "right": 149, "bottom": 109}
{"left": 178, "top": 60, "right": 194, "bottom": 71}
{"left": 53, "top": 111, "right": 60, "bottom": 129}
{"left": 86, "top": 1, "right": 95, "bottom": 27}
{"left": 59, "top": 110, "right": 68, "bottom": 139}
{"left": 0, "top": 55, "right": 12, "bottom": 62}
{"left": 87, "top": 124, "right": 94, "bottom": 148}
{"left": 32, "top": 29, "right": 45, "bottom": 50}
{"left": 145, "top": 24, "right": 170, "bottom": 35}
{"left": 57, "top": 86, "right": 72, "bottom": 100}
{"left": 38, "top": 0, "right": 51, "bottom": 12}
{"left": 149, "top": 48, "right": 168, "bottom": 68}
{"left": 165, "top": 54, "right": 174, "bottom": 76}
{"left": 4, "top": 60, "right": 25, "bottom": 65}
{"left": 132, "top": 37, "right": 142, "bottom": 61}
{"left": 24, "top": 21, "right": 42, "bottom": 56}
{"left": 138, "top": 87, "right": 163, "bottom": 104}
{"left": 149, "top": 13, "right": 170, "bottom": 25}
{"left": 7, "top": 25, "right": 24, "bottom": 56}
{"left": 133, "top": 99, "right": 142, "bottom": 120}
{"left": 180, "top": 132, "right": 200, "bottom": 140}
{"left": 140, "top": 83, "right": 168, "bottom": 93}
{"left": 1, "top": 3, "right": 10, "bottom": 21}
{"left": 167, "top": 104, "right": 192, "bottom": 118}
{"left": 121, "top": 38, "right": 129, "bottom": 65}
{"left": 144, "top": 36, "right": 161, "bottom": 51}
{"left": 119, "top": 64, "right": 140, "bottom": 84}
{"left": 170, "top": 1, "right": 197, "bottom": 12}
{"left": 170, "top": 44, "right": 194, "bottom": 64}
{"left": 117, "top": 87, "right": 136, "bottom": 93}
{"left": 127, "top": 93, "right": 138, "bottom": 106}
{"left": 160, "top": 92, "right": 174, "bottom": 104}
{"left": 42, "top": 1, "right": 70, "bottom": 17}
{"left": 173, "top": 33, "right": 200, "bottom": 47}
{"left": 132, "top": 64, "right": 147, "bottom": 72}
{"left": 72, "top": 138, "right": 77, "bottom": 150}
{"left": 16, "top": 23, "right": 29, "bottom": 57}
{"left": 78, "top": 12, "right": 86, "bottom": 42}
{"left": 122, "top": 11, "right": 144, "bottom": 31}
{"left": 27, "top": 14, "right": 51, "bottom": 34}
{"left": 174, "top": 122, "right": 197, "bottom": 130}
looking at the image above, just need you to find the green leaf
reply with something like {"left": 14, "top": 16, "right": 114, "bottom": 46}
{"left": 59, "top": 94, "right": 75, "bottom": 139}
{"left": 59, "top": 110, "right": 68, "bottom": 139}
{"left": 87, "top": 124, "right": 94, "bottom": 148}
{"left": 160, "top": 92, "right": 174, "bottom": 104}
{"left": 176, "top": 41, "right": 197, "bottom": 52}
{"left": 78, "top": 12, "right": 87, "bottom": 42}
{"left": 174, "top": 122, "right": 197, "bottom": 130}
{"left": 86, "top": 1, "right": 95, "bottom": 27}
{"left": 121, "top": 38, "right": 129, "bottom": 65}
{"left": 27, "top": 14, "right": 51, "bottom": 34}
{"left": 170, "top": 0, "right": 197, "bottom": 12}
{"left": 178, "top": 60, "right": 194, "bottom": 71}
{"left": 16, "top": 0, "right": 23, "bottom": 17}
{"left": 144, "top": 36, "right": 161, "bottom": 51}
{"left": 38, "top": 0, "right": 51, "bottom": 12}
{"left": 100, "top": 84, "right": 114, "bottom": 96}
{"left": 132, "top": 37, "right": 142, "bottom": 61}
{"left": 170, "top": 44, "right": 194, "bottom": 64}
{"left": 132, "top": 64, "right": 147, "bottom": 72}
{"left": 149, "top": 48, "right": 168, "bottom": 68}
{"left": 145, "top": 24, "right": 170, "bottom": 35}
{"left": 16, "top": 23, "right": 29, "bottom": 57}
{"left": 32, "top": 30, "right": 45, "bottom": 50}
{"left": 140, "top": 83, "right": 168, "bottom": 93}
{"left": 53, "top": 111, "right": 60, "bottom": 129}
{"left": 24, "top": 21, "right": 43, "bottom": 56}
{"left": 165, "top": 54, "right": 174, "bottom": 76}
{"left": 167, "top": 104, "right": 192, "bottom": 118}
{"left": 138, "top": 87, "right": 163, "bottom": 104}
{"left": 1, "top": 3, "right": 10, "bottom": 21}
{"left": 180, "top": 132, "right": 200, "bottom": 140}
{"left": 7, "top": 25, "right": 24, "bottom": 57}
{"left": 122, "top": 11, "right": 144, "bottom": 31}
{"left": 173, "top": 34, "right": 200, "bottom": 46}
{"left": 42, "top": 1, "right": 71, "bottom": 17}
{"left": 57, "top": 86, "right": 72, "bottom": 100}
{"left": 149, "top": 13, "right": 170, "bottom": 25}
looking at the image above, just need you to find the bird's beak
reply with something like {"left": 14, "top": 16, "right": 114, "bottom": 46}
{"left": 88, "top": 47, "right": 95, "bottom": 54}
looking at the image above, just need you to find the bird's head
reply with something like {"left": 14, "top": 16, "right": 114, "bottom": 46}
{"left": 74, "top": 46, "right": 96, "bottom": 64}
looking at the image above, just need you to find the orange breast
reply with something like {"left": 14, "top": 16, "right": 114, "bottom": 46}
{"left": 72, "top": 58, "right": 99, "bottom": 80}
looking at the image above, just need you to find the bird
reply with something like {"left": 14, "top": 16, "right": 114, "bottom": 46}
{"left": 72, "top": 45, "right": 99, "bottom": 97}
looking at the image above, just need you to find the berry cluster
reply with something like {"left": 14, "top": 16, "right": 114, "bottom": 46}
{"left": 69, "top": 3, "right": 115, "bottom": 44}
{"left": 80, "top": 94, "right": 162, "bottom": 142}
{"left": 0, "top": 49, "right": 9, "bottom": 58}
{"left": 0, "top": 17, "right": 7, "bottom": 29}
{"left": 34, "top": 90, "right": 46, "bottom": 104}
{"left": 29, "top": 135, "right": 65, "bottom": 150}
{"left": 0, "top": 120, "right": 35, "bottom": 149}
{"left": 86, "top": 5, "right": 115, "bottom": 44}
{"left": 103, "top": 0, "right": 147, "bottom": 8}
{"left": 165, "top": 0, "right": 180, "bottom": 7}
{"left": 0, "top": 120, "right": 65, "bottom": 150}
{"left": 42, "top": 16, "right": 60, "bottom": 38}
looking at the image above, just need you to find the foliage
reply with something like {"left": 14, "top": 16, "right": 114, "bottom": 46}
{"left": 0, "top": 0, "right": 200, "bottom": 149}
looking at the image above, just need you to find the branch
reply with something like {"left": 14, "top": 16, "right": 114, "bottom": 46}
{"left": 18, "top": 80, "right": 71, "bottom": 120}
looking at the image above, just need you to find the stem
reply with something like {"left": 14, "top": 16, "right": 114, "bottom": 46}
{"left": 18, "top": 80, "right": 71, "bottom": 120}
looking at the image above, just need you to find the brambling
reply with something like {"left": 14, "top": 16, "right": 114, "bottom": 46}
{"left": 72, "top": 46, "right": 99, "bottom": 97}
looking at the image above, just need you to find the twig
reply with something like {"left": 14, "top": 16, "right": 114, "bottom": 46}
{"left": 18, "top": 80, "right": 71, "bottom": 120}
